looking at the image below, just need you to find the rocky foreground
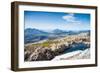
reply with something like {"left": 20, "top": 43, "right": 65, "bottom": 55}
{"left": 52, "top": 48, "right": 90, "bottom": 61}
{"left": 24, "top": 32, "right": 90, "bottom": 61}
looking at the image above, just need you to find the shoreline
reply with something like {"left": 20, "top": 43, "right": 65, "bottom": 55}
{"left": 52, "top": 48, "right": 90, "bottom": 61}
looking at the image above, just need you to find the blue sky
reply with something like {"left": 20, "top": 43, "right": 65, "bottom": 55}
{"left": 24, "top": 11, "right": 90, "bottom": 31}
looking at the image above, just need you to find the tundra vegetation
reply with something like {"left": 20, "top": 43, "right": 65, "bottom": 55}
{"left": 24, "top": 32, "right": 90, "bottom": 61}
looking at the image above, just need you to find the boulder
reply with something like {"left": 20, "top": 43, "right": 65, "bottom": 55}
{"left": 28, "top": 47, "right": 55, "bottom": 61}
{"left": 24, "top": 50, "right": 31, "bottom": 61}
{"left": 54, "top": 44, "right": 69, "bottom": 55}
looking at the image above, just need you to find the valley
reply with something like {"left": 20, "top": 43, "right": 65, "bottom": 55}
{"left": 24, "top": 29, "right": 90, "bottom": 61}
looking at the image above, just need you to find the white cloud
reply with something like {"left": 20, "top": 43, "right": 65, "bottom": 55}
{"left": 62, "top": 13, "right": 81, "bottom": 23}
{"left": 61, "top": 13, "right": 89, "bottom": 31}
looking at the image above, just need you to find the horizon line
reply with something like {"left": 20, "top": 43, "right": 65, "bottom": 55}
{"left": 24, "top": 27, "right": 90, "bottom": 31}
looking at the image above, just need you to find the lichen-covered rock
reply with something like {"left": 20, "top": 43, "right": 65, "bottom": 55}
{"left": 54, "top": 44, "right": 69, "bottom": 55}
{"left": 28, "top": 47, "right": 55, "bottom": 61}
{"left": 24, "top": 50, "right": 31, "bottom": 61}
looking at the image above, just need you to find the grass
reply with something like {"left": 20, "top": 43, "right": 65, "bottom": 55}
{"left": 31, "top": 40, "right": 60, "bottom": 47}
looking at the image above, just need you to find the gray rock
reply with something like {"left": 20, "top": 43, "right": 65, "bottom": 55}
{"left": 54, "top": 44, "right": 69, "bottom": 55}
{"left": 24, "top": 50, "right": 31, "bottom": 61}
{"left": 28, "top": 48, "right": 55, "bottom": 61}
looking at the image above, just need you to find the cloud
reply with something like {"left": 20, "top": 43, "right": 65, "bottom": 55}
{"left": 62, "top": 13, "right": 81, "bottom": 23}
{"left": 61, "top": 13, "right": 89, "bottom": 30}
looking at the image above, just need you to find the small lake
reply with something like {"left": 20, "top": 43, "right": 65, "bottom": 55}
{"left": 64, "top": 42, "right": 90, "bottom": 53}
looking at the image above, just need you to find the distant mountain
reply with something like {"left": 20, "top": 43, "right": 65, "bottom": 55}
{"left": 52, "top": 29, "right": 67, "bottom": 35}
{"left": 53, "top": 29, "right": 67, "bottom": 33}
{"left": 24, "top": 28, "right": 49, "bottom": 44}
{"left": 78, "top": 30, "right": 90, "bottom": 33}
{"left": 24, "top": 28, "right": 90, "bottom": 44}
{"left": 25, "top": 28, "right": 48, "bottom": 35}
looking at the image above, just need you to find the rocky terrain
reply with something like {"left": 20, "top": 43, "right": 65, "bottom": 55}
{"left": 52, "top": 48, "right": 90, "bottom": 61}
{"left": 24, "top": 32, "right": 90, "bottom": 61}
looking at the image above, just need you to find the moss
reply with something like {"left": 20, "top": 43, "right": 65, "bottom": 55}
{"left": 31, "top": 40, "right": 59, "bottom": 47}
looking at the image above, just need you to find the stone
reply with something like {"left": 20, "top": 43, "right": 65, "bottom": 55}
{"left": 28, "top": 47, "right": 55, "bottom": 61}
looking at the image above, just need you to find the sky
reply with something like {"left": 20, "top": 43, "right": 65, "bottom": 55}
{"left": 24, "top": 11, "right": 90, "bottom": 31}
